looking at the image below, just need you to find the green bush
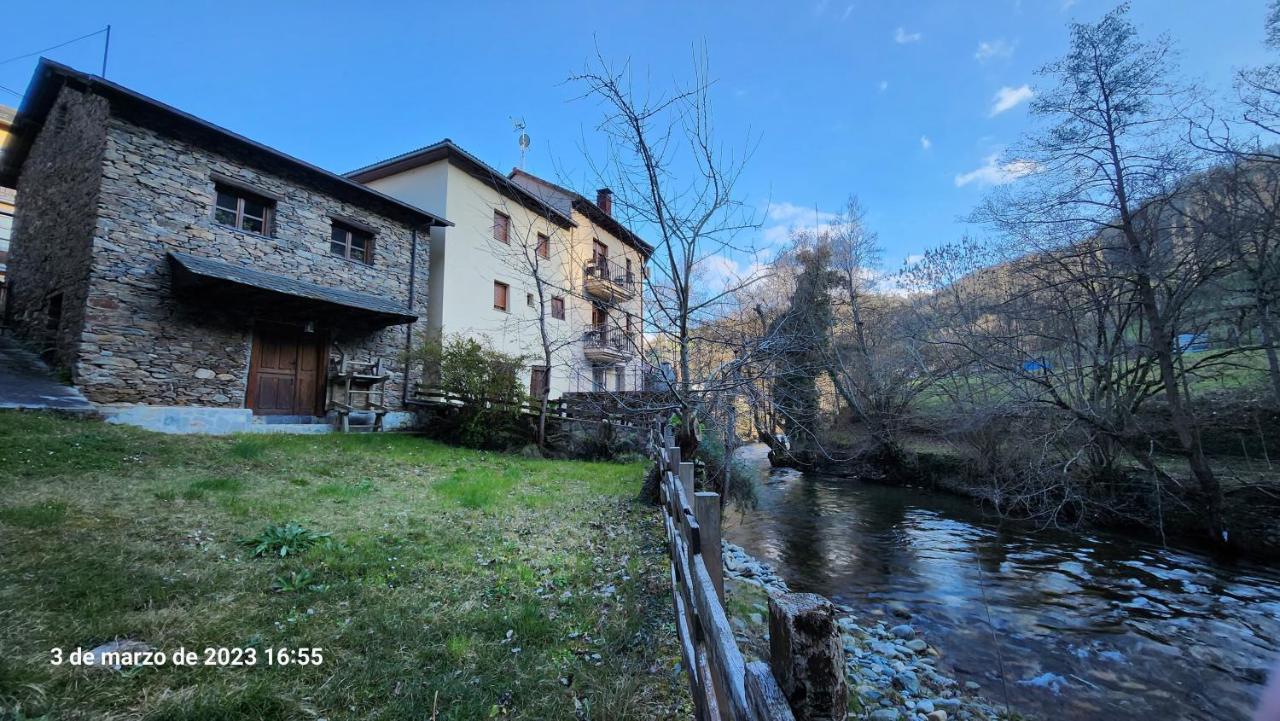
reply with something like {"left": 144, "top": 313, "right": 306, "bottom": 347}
{"left": 241, "top": 522, "right": 330, "bottom": 558}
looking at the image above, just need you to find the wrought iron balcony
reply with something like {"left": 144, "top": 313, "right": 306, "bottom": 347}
{"left": 583, "top": 257, "right": 637, "bottom": 302}
{"left": 582, "top": 323, "right": 635, "bottom": 362}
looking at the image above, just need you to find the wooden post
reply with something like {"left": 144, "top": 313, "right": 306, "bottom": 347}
{"left": 694, "top": 489, "right": 728, "bottom": 721}
{"left": 768, "top": 593, "right": 848, "bottom": 721}
{"left": 745, "top": 661, "right": 797, "bottom": 721}
{"left": 694, "top": 491, "right": 724, "bottom": 604}
{"left": 675, "top": 463, "right": 696, "bottom": 507}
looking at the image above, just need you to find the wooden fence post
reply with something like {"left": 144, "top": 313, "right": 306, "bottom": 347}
{"left": 694, "top": 491, "right": 724, "bottom": 604}
{"left": 768, "top": 593, "right": 848, "bottom": 721}
{"left": 745, "top": 661, "right": 796, "bottom": 720}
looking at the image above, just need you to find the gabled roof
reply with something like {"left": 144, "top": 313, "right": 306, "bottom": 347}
{"left": 508, "top": 169, "right": 653, "bottom": 258}
{"left": 345, "top": 139, "right": 576, "bottom": 230}
{"left": 0, "top": 60, "right": 451, "bottom": 229}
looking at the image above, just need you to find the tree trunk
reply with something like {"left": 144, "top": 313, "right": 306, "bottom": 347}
{"left": 1259, "top": 304, "right": 1280, "bottom": 407}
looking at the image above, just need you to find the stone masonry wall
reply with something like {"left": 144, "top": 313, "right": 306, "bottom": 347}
{"left": 5, "top": 86, "right": 109, "bottom": 371}
{"left": 74, "top": 91, "right": 429, "bottom": 408}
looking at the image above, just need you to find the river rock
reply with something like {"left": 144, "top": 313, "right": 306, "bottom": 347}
{"left": 915, "top": 699, "right": 935, "bottom": 713}
{"left": 907, "top": 639, "right": 929, "bottom": 653}
{"left": 891, "top": 624, "right": 915, "bottom": 639}
{"left": 870, "top": 710, "right": 901, "bottom": 721}
{"left": 926, "top": 711, "right": 948, "bottom": 721}
{"left": 893, "top": 670, "right": 921, "bottom": 693}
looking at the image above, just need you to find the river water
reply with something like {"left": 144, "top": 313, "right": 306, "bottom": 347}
{"left": 724, "top": 446, "right": 1280, "bottom": 720}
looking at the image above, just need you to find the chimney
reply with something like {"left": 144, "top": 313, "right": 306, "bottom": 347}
{"left": 596, "top": 188, "right": 613, "bottom": 216}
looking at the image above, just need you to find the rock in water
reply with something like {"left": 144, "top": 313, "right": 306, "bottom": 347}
{"left": 907, "top": 639, "right": 929, "bottom": 653}
{"left": 870, "top": 709, "right": 901, "bottom": 721}
{"left": 890, "top": 624, "right": 915, "bottom": 639}
{"left": 925, "top": 711, "right": 948, "bottom": 721}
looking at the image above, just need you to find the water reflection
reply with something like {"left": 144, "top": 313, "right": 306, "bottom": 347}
{"left": 725, "top": 448, "right": 1280, "bottom": 721}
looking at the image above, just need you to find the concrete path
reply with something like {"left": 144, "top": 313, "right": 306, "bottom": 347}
{"left": 0, "top": 335, "right": 95, "bottom": 413}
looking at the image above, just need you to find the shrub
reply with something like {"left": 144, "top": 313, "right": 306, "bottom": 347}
{"left": 241, "top": 522, "right": 330, "bottom": 558}
{"left": 414, "top": 334, "right": 532, "bottom": 450}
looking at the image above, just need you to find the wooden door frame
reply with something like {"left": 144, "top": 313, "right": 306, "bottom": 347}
{"left": 245, "top": 320, "right": 328, "bottom": 417}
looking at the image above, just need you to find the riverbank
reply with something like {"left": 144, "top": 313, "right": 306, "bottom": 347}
{"left": 768, "top": 421, "right": 1280, "bottom": 561}
{"left": 721, "top": 542, "right": 1016, "bottom": 721}
{"left": 0, "top": 412, "right": 688, "bottom": 720}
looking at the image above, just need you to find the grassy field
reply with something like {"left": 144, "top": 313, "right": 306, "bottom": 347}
{"left": 0, "top": 413, "right": 688, "bottom": 721}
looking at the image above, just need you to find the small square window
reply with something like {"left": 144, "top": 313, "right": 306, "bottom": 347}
{"left": 330, "top": 221, "right": 374, "bottom": 264}
{"left": 494, "top": 281, "right": 510, "bottom": 311}
{"left": 527, "top": 292, "right": 535, "bottom": 307}
{"left": 493, "top": 211, "right": 511, "bottom": 243}
{"left": 213, "top": 185, "right": 275, "bottom": 236}
{"left": 551, "top": 296, "right": 565, "bottom": 320}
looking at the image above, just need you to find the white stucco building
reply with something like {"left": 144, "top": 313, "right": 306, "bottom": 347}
{"left": 347, "top": 140, "right": 651, "bottom": 398}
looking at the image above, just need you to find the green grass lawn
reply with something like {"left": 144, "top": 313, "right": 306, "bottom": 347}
{"left": 0, "top": 413, "right": 688, "bottom": 721}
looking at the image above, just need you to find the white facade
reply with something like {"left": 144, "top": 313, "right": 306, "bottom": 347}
{"left": 349, "top": 142, "right": 649, "bottom": 398}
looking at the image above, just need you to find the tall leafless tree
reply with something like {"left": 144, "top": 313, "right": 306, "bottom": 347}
{"left": 571, "top": 47, "right": 764, "bottom": 456}
{"left": 972, "top": 4, "right": 1238, "bottom": 544}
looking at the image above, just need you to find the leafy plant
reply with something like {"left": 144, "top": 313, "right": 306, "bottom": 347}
{"left": 241, "top": 522, "right": 330, "bottom": 558}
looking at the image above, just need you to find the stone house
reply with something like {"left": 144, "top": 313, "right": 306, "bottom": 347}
{"left": 0, "top": 60, "right": 449, "bottom": 433}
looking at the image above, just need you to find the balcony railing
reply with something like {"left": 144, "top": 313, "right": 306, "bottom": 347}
{"left": 582, "top": 323, "right": 636, "bottom": 361}
{"left": 583, "top": 256, "right": 638, "bottom": 301}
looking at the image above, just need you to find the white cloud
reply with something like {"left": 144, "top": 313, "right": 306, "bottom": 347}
{"left": 1061, "top": 0, "right": 1077, "bottom": 9}
{"left": 974, "top": 39, "right": 1014, "bottom": 62}
{"left": 954, "top": 154, "right": 1039, "bottom": 187}
{"left": 699, "top": 254, "right": 769, "bottom": 289}
{"left": 878, "top": 79, "right": 889, "bottom": 93}
{"left": 919, "top": 135, "right": 932, "bottom": 151}
{"left": 762, "top": 201, "right": 839, "bottom": 245}
{"left": 989, "top": 84, "right": 1033, "bottom": 116}
{"left": 894, "top": 27, "right": 923, "bottom": 44}
{"left": 841, "top": 4, "right": 854, "bottom": 21}
{"left": 905, "top": 253, "right": 925, "bottom": 265}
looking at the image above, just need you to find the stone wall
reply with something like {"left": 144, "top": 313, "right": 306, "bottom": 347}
{"left": 4, "top": 86, "right": 109, "bottom": 371}
{"left": 11, "top": 84, "right": 430, "bottom": 410}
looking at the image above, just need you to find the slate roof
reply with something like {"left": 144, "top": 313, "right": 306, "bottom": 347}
{"left": 0, "top": 60, "right": 451, "bottom": 230}
{"left": 167, "top": 252, "right": 417, "bottom": 323}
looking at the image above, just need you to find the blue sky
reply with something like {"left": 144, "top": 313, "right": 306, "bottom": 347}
{"left": 1, "top": 1, "right": 1273, "bottom": 276}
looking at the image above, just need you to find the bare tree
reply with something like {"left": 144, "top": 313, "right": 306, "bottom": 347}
{"left": 972, "top": 4, "right": 1238, "bottom": 544}
{"left": 571, "top": 47, "right": 764, "bottom": 457}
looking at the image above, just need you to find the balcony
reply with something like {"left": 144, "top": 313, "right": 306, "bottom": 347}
{"left": 583, "top": 257, "right": 637, "bottom": 302}
{"left": 582, "top": 324, "right": 636, "bottom": 363}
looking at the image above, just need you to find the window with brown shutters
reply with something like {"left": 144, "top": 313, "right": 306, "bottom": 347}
{"left": 493, "top": 281, "right": 510, "bottom": 311}
{"left": 551, "top": 296, "right": 565, "bottom": 320}
{"left": 493, "top": 211, "right": 511, "bottom": 243}
{"left": 536, "top": 233, "right": 550, "bottom": 259}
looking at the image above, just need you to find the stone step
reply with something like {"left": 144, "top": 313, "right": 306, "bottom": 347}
{"left": 244, "top": 422, "right": 333, "bottom": 434}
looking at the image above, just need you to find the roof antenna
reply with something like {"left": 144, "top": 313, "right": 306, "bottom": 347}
{"left": 512, "top": 117, "right": 530, "bottom": 170}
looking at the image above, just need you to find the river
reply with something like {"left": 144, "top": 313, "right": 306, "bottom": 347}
{"left": 724, "top": 445, "right": 1280, "bottom": 721}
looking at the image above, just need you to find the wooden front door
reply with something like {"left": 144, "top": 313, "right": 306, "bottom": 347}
{"left": 247, "top": 323, "right": 324, "bottom": 416}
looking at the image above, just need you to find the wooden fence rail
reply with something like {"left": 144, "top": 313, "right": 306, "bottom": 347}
{"left": 651, "top": 422, "right": 849, "bottom": 721}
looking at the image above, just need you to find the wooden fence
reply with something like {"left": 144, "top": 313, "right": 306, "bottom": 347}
{"left": 412, "top": 386, "right": 656, "bottom": 428}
